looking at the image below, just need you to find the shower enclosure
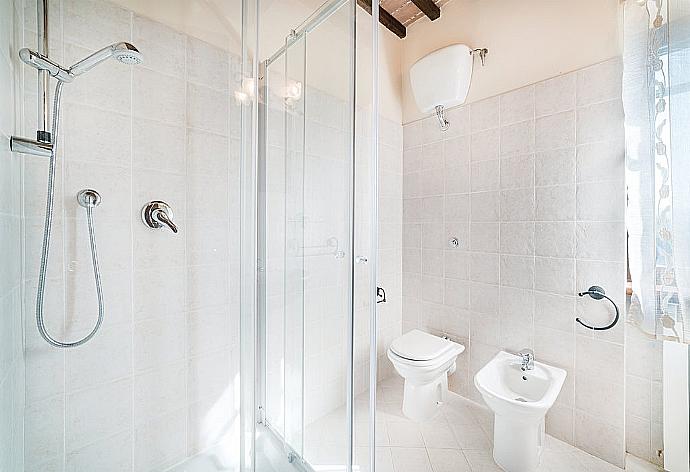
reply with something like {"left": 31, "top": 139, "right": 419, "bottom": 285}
{"left": 1, "top": 0, "right": 379, "bottom": 470}
{"left": 247, "top": 0, "right": 380, "bottom": 470}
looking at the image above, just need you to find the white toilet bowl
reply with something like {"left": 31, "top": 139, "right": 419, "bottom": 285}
{"left": 387, "top": 329, "right": 465, "bottom": 421}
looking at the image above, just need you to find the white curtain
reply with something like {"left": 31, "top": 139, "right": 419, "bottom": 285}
{"left": 624, "top": 0, "right": 690, "bottom": 343}
{"left": 668, "top": 0, "right": 690, "bottom": 343}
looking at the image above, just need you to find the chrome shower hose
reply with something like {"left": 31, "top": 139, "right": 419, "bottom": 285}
{"left": 36, "top": 81, "right": 104, "bottom": 348}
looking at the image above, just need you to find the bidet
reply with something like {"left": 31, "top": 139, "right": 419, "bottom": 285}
{"left": 474, "top": 351, "right": 566, "bottom": 472}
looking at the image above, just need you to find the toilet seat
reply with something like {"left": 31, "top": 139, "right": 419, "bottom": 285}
{"left": 389, "top": 329, "right": 464, "bottom": 367}
{"left": 388, "top": 349, "right": 460, "bottom": 368}
{"left": 389, "top": 329, "right": 456, "bottom": 361}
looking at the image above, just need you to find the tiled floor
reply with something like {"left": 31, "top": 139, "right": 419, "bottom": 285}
{"left": 302, "top": 376, "right": 630, "bottom": 472}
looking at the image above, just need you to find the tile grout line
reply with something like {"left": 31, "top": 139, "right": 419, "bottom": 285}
{"left": 128, "top": 10, "right": 135, "bottom": 471}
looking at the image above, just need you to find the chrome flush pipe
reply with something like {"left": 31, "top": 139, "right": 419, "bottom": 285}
{"left": 37, "top": 0, "right": 50, "bottom": 142}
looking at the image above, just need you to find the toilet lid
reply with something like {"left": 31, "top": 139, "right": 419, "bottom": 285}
{"left": 389, "top": 329, "right": 453, "bottom": 361}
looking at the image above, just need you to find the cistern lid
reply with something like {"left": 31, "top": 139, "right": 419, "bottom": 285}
{"left": 389, "top": 329, "right": 454, "bottom": 361}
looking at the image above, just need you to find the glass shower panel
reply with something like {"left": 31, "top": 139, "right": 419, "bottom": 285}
{"left": 257, "top": 0, "right": 356, "bottom": 470}
{"left": 259, "top": 30, "right": 308, "bottom": 471}
{"left": 283, "top": 31, "right": 307, "bottom": 457}
{"left": 301, "top": 4, "right": 354, "bottom": 469}
{"left": 1, "top": 0, "right": 24, "bottom": 469}
{"left": 263, "top": 50, "right": 288, "bottom": 441}
{"left": 10, "top": 0, "right": 253, "bottom": 470}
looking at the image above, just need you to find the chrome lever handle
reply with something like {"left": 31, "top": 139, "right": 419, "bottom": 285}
{"left": 152, "top": 209, "right": 178, "bottom": 233}
{"left": 142, "top": 201, "right": 178, "bottom": 233}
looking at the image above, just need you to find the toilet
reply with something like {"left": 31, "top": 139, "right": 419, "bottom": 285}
{"left": 387, "top": 329, "right": 465, "bottom": 421}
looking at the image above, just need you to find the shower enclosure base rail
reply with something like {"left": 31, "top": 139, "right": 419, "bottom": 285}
{"left": 259, "top": 420, "right": 315, "bottom": 472}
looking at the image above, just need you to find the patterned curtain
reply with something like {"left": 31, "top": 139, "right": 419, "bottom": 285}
{"left": 624, "top": 0, "right": 690, "bottom": 343}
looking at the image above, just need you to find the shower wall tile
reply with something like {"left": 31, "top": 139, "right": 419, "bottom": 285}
{"left": 24, "top": 394, "right": 64, "bottom": 469}
{"left": 499, "top": 119, "right": 534, "bottom": 157}
{"left": 22, "top": 151, "right": 62, "bottom": 218}
{"left": 470, "top": 96, "right": 499, "bottom": 132}
{"left": 132, "top": 14, "right": 186, "bottom": 77}
{"left": 500, "top": 85, "right": 534, "bottom": 125}
{"left": 186, "top": 83, "right": 229, "bottom": 134}
{"left": 133, "top": 68, "right": 186, "bottom": 125}
{"left": 576, "top": 139, "right": 625, "bottom": 183}
{"left": 133, "top": 362, "right": 186, "bottom": 425}
{"left": 402, "top": 58, "right": 627, "bottom": 467}
{"left": 576, "top": 99, "right": 625, "bottom": 145}
{"left": 62, "top": 0, "right": 131, "bottom": 48}
{"left": 576, "top": 58, "right": 623, "bottom": 107}
{"left": 535, "top": 147, "right": 576, "bottom": 186}
{"left": 133, "top": 267, "right": 185, "bottom": 321}
{"left": 21, "top": 4, "right": 244, "bottom": 470}
{"left": 1, "top": 1, "right": 23, "bottom": 469}
{"left": 186, "top": 37, "right": 229, "bottom": 90}
{"left": 535, "top": 72, "right": 576, "bottom": 117}
{"left": 133, "top": 118, "right": 186, "bottom": 173}
{"left": 66, "top": 378, "right": 133, "bottom": 451}
{"left": 133, "top": 316, "right": 186, "bottom": 372}
{"left": 133, "top": 409, "right": 187, "bottom": 471}
{"left": 535, "top": 110, "right": 575, "bottom": 151}
{"left": 65, "top": 323, "right": 133, "bottom": 391}
{"left": 65, "top": 430, "right": 133, "bottom": 472}
{"left": 186, "top": 128, "right": 229, "bottom": 175}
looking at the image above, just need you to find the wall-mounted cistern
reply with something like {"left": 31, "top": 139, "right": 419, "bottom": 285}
{"left": 142, "top": 201, "right": 178, "bottom": 233}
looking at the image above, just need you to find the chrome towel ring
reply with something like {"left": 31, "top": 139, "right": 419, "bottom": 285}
{"left": 576, "top": 285, "right": 620, "bottom": 331}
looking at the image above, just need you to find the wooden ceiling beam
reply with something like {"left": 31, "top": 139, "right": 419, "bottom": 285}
{"left": 410, "top": 0, "right": 440, "bottom": 20}
{"left": 357, "top": 0, "right": 407, "bottom": 39}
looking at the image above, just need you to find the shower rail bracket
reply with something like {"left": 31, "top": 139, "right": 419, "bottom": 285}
{"left": 9, "top": 136, "right": 53, "bottom": 157}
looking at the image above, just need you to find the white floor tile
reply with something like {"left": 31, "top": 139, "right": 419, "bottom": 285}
{"left": 294, "top": 379, "right": 652, "bottom": 472}
{"left": 390, "top": 447, "right": 433, "bottom": 472}
{"left": 387, "top": 422, "right": 424, "bottom": 447}
{"left": 427, "top": 448, "right": 472, "bottom": 472}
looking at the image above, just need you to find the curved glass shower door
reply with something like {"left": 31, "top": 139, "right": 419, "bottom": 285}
{"left": 256, "top": 0, "right": 357, "bottom": 469}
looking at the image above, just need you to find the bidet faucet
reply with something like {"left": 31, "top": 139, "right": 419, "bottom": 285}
{"left": 518, "top": 349, "right": 534, "bottom": 371}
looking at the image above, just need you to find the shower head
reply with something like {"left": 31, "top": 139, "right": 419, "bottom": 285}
{"left": 69, "top": 42, "right": 143, "bottom": 76}
{"left": 112, "top": 43, "right": 144, "bottom": 65}
{"left": 19, "top": 42, "right": 143, "bottom": 83}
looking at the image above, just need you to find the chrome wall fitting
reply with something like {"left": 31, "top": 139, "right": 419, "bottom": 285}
{"left": 77, "top": 189, "right": 101, "bottom": 208}
{"left": 9, "top": 136, "right": 53, "bottom": 157}
{"left": 470, "top": 47, "right": 489, "bottom": 66}
{"left": 142, "top": 201, "right": 178, "bottom": 233}
{"left": 435, "top": 105, "right": 450, "bottom": 131}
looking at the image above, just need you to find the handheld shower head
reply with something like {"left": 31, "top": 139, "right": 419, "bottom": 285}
{"left": 69, "top": 42, "right": 143, "bottom": 77}
{"left": 19, "top": 42, "right": 143, "bottom": 83}
{"left": 112, "top": 43, "right": 143, "bottom": 65}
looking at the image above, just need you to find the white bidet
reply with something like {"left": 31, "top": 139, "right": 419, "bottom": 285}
{"left": 474, "top": 351, "right": 566, "bottom": 472}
